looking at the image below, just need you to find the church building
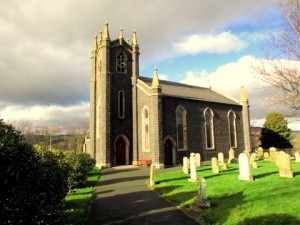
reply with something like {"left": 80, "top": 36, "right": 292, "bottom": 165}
{"left": 87, "top": 23, "right": 251, "bottom": 168}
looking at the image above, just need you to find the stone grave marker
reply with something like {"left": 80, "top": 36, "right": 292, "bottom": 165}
{"left": 182, "top": 157, "right": 189, "bottom": 174}
{"left": 228, "top": 148, "right": 235, "bottom": 163}
{"left": 218, "top": 152, "right": 224, "bottom": 165}
{"left": 222, "top": 163, "right": 228, "bottom": 170}
{"left": 211, "top": 157, "right": 219, "bottom": 174}
{"left": 149, "top": 164, "right": 156, "bottom": 187}
{"left": 188, "top": 153, "right": 198, "bottom": 182}
{"left": 250, "top": 153, "right": 258, "bottom": 168}
{"left": 263, "top": 152, "right": 270, "bottom": 160}
{"left": 277, "top": 151, "right": 293, "bottom": 178}
{"left": 257, "top": 147, "right": 264, "bottom": 160}
{"left": 295, "top": 152, "right": 300, "bottom": 163}
{"left": 195, "top": 153, "right": 201, "bottom": 167}
{"left": 238, "top": 153, "right": 253, "bottom": 181}
{"left": 194, "top": 178, "right": 210, "bottom": 209}
{"left": 269, "top": 147, "right": 279, "bottom": 161}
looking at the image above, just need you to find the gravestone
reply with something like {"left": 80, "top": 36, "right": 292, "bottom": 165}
{"left": 194, "top": 178, "right": 210, "bottom": 209}
{"left": 218, "top": 152, "right": 224, "bottom": 165}
{"left": 269, "top": 147, "right": 279, "bottom": 161}
{"left": 195, "top": 153, "right": 201, "bottom": 167}
{"left": 250, "top": 153, "right": 257, "bottom": 165}
{"left": 263, "top": 152, "right": 270, "bottom": 160}
{"left": 211, "top": 157, "right": 219, "bottom": 174}
{"left": 238, "top": 153, "right": 253, "bottom": 181}
{"left": 277, "top": 151, "right": 293, "bottom": 178}
{"left": 222, "top": 163, "right": 228, "bottom": 170}
{"left": 149, "top": 164, "right": 156, "bottom": 187}
{"left": 295, "top": 152, "right": 300, "bottom": 163}
{"left": 228, "top": 148, "right": 235, "bottom": 163}
{"left": 188, "top": 153, "right": 198, "bottom": 182}
{"left": 182, "top": 157, "right": 189, "bottom": 174}
{"left": 257, "top": 147, "right": 264, "bottom": 159}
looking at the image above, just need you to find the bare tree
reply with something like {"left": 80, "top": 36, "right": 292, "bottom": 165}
{"left": 253, "top": 0, "right": 300, "bottom": 112}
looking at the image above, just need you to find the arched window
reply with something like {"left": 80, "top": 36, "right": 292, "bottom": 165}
{"left": 118, "top": 91, "right": 125, "bottom": 118}
{"left": 116, "top": 52, "right": 127, "bottom": 73}
{"left": 142, "top": 107, "right": 150, "bottom": 152}
{"left": 204, "top": 107, "right": 214, "bottom": 149}
{"left": 176, "top": 105, "right": 187, "bottom": 150}
{"left": 228, "top": 110, "right": 237, "bottom": 148}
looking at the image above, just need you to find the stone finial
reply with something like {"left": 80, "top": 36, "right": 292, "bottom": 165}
{"left": 240, "top": 86, "right": 248, "bottom": 102}
{"left": 119, "top": 28, "right": 123, "bottom": 45}
{"left": 98, "top": 30, "right": 102, "bottom": 46}
{"left": 103, "top": 22, "right": 110, "bottom": 40}
{"left": 132, "top": 29, "right": 138, "bottom": 47}
{"left": 151, "top": 66, "right": 161, "bottom": 88}
{"left": 92, "top": 35, "right": 97, "bottom": 52}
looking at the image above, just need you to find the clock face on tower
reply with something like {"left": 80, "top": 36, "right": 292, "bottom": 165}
{"left": 116, "top": 52, "right": 127, "bottom": 73}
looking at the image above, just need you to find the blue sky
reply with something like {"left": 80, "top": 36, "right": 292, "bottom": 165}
{"left": 0, "top": 0, "right": 299, "bottom": 130}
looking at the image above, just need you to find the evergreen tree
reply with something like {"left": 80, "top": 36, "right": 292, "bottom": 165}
{"left": 260, "top": 112, "right": 293, "bottom": 149}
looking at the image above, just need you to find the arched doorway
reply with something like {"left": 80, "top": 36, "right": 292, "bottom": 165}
{"left": 164, "top": 139, "right": 173, "bottom": 166}
{"left": 115, "top": 137, "right": 126, "bottom": 165}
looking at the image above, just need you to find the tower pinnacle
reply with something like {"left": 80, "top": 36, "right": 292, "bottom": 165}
{"left": 132, "top": 29, "right": 138, "bottom": 47}
{"left": 103, "top": 22, "right": 110, "bottom": 40}
{"left": 240, "top": 86, "right": 248, "bottom": 102}
{"left": 151, "top": 66, "right": 161, "bottom": 88}
{"left": 119, "top": 28, "right": 123, "bottom": 45}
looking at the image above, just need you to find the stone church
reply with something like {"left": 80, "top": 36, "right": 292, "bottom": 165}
{"left": 86, "top": 23, "right": 251, "bottom": 168}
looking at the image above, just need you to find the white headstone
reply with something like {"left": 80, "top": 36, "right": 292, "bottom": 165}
{"left": 195, "top": 153, "right": 201, "bottom": 167}
{"left": 211, "top": 157, "right": 219, "bottom": 174}
{"left": 218, "top": 152, "right": 224, "bottom": 165}
{"left": 182, "top": 157, "right": 189, "bottom": 174}
{"left": 149, "top": 164, "right": 156, "bottom": 186}
{"left": 277, "top": 151, "right": 293, "bottom": 178}
{"left": 238, "top": 153, "right": 253, "bottom": 181}
{"left": 295, "top": 152, "right": 300, "bottom": 163}
{"left": 188, "top": 153, "right": 198, "bottom": 182}
{"left": 228, "top": 148, "right": 235, "bottom": 163}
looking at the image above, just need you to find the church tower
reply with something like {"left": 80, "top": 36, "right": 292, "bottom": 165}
{"left": 89, "top": 23, "right": 138, "bottom": 168}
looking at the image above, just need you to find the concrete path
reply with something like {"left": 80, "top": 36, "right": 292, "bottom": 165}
{"left": 87, "top": 166, "right": 200, "bottom": 225}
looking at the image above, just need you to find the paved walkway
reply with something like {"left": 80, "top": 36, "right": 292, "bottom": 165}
{"left": 87, "top": 166, "right": 200, "bottom": 225}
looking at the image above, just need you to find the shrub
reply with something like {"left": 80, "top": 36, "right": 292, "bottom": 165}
{"left": 64, "top": 151, "right": 96, "bottom": 189}
{"left": 0, "top": 120, "right": 68, "bottom": 225}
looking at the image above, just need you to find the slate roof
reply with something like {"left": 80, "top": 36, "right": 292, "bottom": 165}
{"left": 139, "top": 76, "right": 240, "bottom": 106}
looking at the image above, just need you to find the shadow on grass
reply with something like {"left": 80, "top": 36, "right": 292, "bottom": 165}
{"left": 254, "top": 171, "right": 278, "bottom": 179}
{"left": 154, "top": 185, "right": 183, "bottom": 195}
{"left": 204, "top": 192, "right": 245, "bottom": 225}
{"left": 237, "top": 214, "right": 300, "bottom": 225}
{"left": 294, "top": 171, "right": 300, "bottom": 176}
{"left": 156, "top": 176, "right": 188, "bottom": 184}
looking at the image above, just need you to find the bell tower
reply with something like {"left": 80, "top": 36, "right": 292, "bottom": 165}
{"left": 90, "top": 23, "right": 138, "bottom": 167}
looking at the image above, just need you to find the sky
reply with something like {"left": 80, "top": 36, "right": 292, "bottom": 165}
{"left": 0, "top": 0, "right": 299, "bottom": 130}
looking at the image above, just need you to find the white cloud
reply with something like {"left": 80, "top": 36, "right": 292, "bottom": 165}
{"left": 180, "top": 55, "right": 300, "bottom": 130}
{"left": 175, "top": 32, "right": 248, "bottom": 55}
{"left": 0, "top": 102, "right": 89, "bottom": 127}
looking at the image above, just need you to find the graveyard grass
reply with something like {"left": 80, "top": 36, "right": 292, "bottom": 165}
{"left": 63, "top": 167, "right": 101, "bottom": 225}
{"left": 153, "top": 160, "right": 300, "bottom": 225}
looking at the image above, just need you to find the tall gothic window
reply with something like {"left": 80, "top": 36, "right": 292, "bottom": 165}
{"left": 204, "top": 107, "right": 214, "bottom": 149}
{"left": 118, "top": 91, "right": 125, "bottom": 118}
{"left": 116, "top": 52, "right": 127, "bottom": 73}
{"left": 228, "top": 110, "right": 237, "bottom": 148}
{"left": 176, "top": 105, "right": 187, "bottom": 150}
{"left": 142, "top": 107, "right": 150, "bottom": 152}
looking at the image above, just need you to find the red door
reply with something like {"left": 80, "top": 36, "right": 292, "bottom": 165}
{"left": 116, "top": 137, "right": 126, "bottom": 165}
{"left": 164, "top": 139, "right": 173, "bottom": 166}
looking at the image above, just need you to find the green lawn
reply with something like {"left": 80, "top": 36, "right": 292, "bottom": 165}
{"left": 153, "top": 160, "right": 300, "bottom": 225}
{"left": 63, "top": 167, "right": 101, "bottom": 225}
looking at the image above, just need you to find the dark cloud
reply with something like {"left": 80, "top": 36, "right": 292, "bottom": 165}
{"left": 0, "top": 0, "right": 280, "bottom": 127}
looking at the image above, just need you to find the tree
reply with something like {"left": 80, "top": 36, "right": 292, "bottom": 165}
{"left": 253, "top": 0, "right": 300, "bottom": 112}
{"left": 260, "top": 112, "right": 293, "bottom": 149}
